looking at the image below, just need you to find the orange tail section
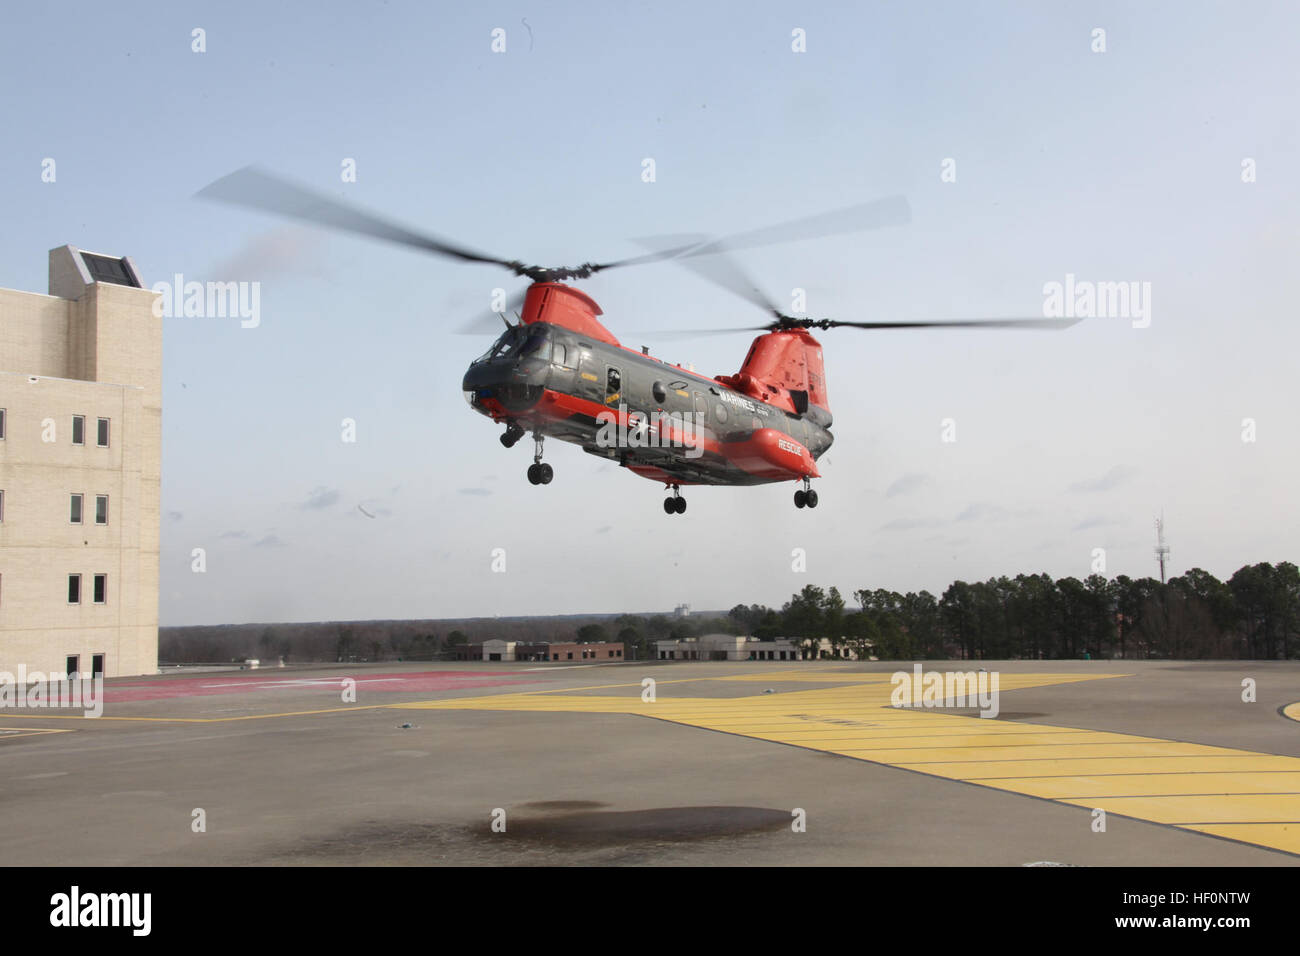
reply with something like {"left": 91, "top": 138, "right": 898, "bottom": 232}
{"left": 718, "top": 329, "right": 832, "bottom": 427}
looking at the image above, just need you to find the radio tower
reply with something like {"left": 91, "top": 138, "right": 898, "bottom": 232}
{"left": 1154, "top": 515, "right": 1170, "bottom": 584}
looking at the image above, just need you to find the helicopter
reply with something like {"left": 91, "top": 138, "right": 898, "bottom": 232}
{"left": 198, "top": 169, "right": 1077, "bottom": 514}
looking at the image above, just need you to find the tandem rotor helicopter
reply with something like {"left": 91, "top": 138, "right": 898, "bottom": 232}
{"left": 199, "top": 169, "right": 1076, "bottom": 515}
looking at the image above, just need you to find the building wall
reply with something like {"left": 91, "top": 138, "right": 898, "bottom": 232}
{"left": 0, "top": 255, "right": 160, "bottom": 678}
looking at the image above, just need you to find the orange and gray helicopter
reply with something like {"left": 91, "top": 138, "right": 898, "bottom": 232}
{"left": 199, "top": 169, "right": 1075, "bottom": 514}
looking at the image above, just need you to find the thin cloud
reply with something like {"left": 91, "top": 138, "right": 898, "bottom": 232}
{"left": 302, "top": 487, "right": 340, "bottom": 510}
{"left": 1068, "top": 465, "right": 1137, "bottom": 494}
{"left": 885, "top": 473, "right": 930, "bottom": 498}
{"left": 1071, "top": 515, "right": 1119, "bottom": 532}
{"left": 253, "top": 534, "right": 286, "bottom": 548}
{"left": 878, "top": 516, "right": 945, "bottom": 532}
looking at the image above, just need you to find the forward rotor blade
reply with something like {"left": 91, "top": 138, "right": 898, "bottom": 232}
{"left": 197, "top": 166, "right": 521, "bottom": 272}
{"left": 455, "top": 287, "right": 530, "bottom": 335}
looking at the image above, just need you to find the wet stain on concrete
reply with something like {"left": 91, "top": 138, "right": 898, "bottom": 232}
{"left": 480, "top": 805, "right": 792, "bottom": 846}
{"left": 259, "top": 805, "right": 792, "bottom": 866}
{"left": 517, "top": 800, "right": 607, "bottom": 811}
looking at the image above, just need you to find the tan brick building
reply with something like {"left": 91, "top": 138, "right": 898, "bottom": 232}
{"left": 0, "top": 247, "right": 161, "bottom": 678}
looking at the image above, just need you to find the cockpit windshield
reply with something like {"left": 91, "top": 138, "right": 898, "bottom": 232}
{"left": 473, "top": 326, "right": 523, "bottom": 365}
{"left": 472, "top": 324, "right": 551, "bottom": 365}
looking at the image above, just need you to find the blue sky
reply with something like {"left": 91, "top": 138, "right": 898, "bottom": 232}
{"left": 3, "top": 1, "right": 1297, "bottom": 624}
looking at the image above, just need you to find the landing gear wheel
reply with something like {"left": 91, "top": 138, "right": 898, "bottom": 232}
{"left": 501, "top": 421, "right": 524, "bottom": 448}
{"left": 805, "top": 489, "right": 818, "bottom": 509}
{"left": 663, "top": 484, "right": 687, "bottom": 515}
{"left": 664, "top": 497, "right": 676, "bottom": 515}
{"left": 674, "top": 496, "right": 687, "bottom": 514}
{"left": 527, "top": 433, "right": 550, "bottom": 486}
{"left": 794, "top": 489, "right": 807, "bottom": 509}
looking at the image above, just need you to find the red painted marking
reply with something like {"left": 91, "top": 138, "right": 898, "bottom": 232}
{"left": 104, "top": 670, "right": 543, "bottom": 703}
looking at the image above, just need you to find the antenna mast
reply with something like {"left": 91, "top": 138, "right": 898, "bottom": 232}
{"left": 1154, "top": 515, "right": 1170, "bottom": 584}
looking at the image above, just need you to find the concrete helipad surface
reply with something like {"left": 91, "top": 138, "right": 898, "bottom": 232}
{"left": 1, "top": 660, "right": 1297, "bottom": 865}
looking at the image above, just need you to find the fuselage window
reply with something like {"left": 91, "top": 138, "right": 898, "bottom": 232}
{"left": 553, "top": 343, "right": 567, "bottom": 367}
{"left": 605, "top": 367, "right": 621, "bottom": 405}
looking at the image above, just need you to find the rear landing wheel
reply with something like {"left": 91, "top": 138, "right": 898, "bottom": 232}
{"left": 538, "top": 463, "right": 553, "bottom": 485}
{"left": 664, "top": 497, "right": 676, "bottom": 515}
{"left": 527, "top": 463, "right": 541, "bottom": 485}
{"left": 674, "top": 496, "right": 687, "bottom": 514}
{"left": 805, "top": 489, "right": 818, "bottom": 509}
{"left": 794, "top": 489, "right": 807, "bottom": 509}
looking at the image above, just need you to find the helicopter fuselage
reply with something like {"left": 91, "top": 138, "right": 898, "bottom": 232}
{"left": 462, "top": 321, "right": 832, "bottom": 487}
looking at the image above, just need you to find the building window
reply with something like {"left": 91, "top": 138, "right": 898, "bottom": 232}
{"left": 0, "top": 489, "right": 4, "bottom": 522}
{"left": 70, "top": 494, "right": 83, "bottom": 524}
{"left": 95, "top": 495, "right": 108, "bottom": 525}
{"left": 93, "top": 574, "right": 107, "bottom": 604}
{"left": 72, "top": 416, "right": 85, "bottom": 445}
{"left": 97, "top": 418, "right": 110, "bottom": 447}
{"left": 68, "top": 574, "right": 81, "bottom": 604}
{"left": 0, "top": 408, "right": 5, "bottom": 439}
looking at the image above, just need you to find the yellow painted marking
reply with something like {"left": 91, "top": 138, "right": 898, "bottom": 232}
{"left": 1058, "top": 794, "right": 1300, "bottom": 825}
{"left": 1284, "top": 702, "right": 1300, "bottom": 723}
{"left": 0, "top": 726, "right": 74, "bottom": 739}
{"left": 1181, "top": 823, "right": 1300, "bottom": 856}
{"left": 974, "top": 772, "right": 1300, "bottom": 799}
{"left": 897, "top": 756, "right": 1300, "bottom": 778}
{"left": 395, "top": 670, "right": 1300, "bottom": 857}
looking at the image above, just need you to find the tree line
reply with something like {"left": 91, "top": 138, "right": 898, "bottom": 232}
{"left": 726, "top": 562, "right": 1300, "bottom": 660}
{"left": 159, "top": 561, "right": 1298, "bottom": 663}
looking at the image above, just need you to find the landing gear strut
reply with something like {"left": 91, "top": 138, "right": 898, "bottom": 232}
{"left": 663, "top": 483, "right": 687, "bottom": 515}
{"left": 526, "top": 432, "right": 553, "bottom": 485}
{"left": 794, "top": 477, "right": 818, "bottom": 509}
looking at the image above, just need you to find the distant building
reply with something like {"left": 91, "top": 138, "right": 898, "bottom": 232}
{"left": 656, "top": 633, "right": 800, "bottom": 661}
{"left": 0, "top": 247, "right": 160, "bottom": 679}
{"left": 459, "top": 640, "right": 625, "bottom": 663}
{"left": 656, "top": 635, "right": 867, "bottom": 661}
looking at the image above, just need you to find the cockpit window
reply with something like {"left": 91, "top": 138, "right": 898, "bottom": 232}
{"left": 473, "top": 325, "right": 551, "bottom": 365}
{"left": 472, "top": 326, "right": 524, "bottom": 364}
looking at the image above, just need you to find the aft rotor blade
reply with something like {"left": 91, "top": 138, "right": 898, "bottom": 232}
{"left": 681, "top": 195, "right": 911, "bottom": 259}
{"left": 646, "top": 316, "right": 1082, "bottom": 337}
{"left": 633, "top": 235, "right": 785, "bottom": 318}
{"left": 825, "top": 317, "right": 1081, "bottom": 330}
{"left": 197, "top": 166, "right": 522, "bottom": 272}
